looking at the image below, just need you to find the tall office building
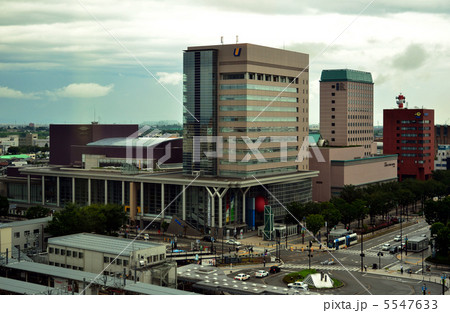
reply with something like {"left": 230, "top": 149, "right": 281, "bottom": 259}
{"left": 383, "top": 94, "right": 435, "bottom": 181}
{"left": 183, "top": 43, "right": 309, "bottom": 178}
{"left": 320, "top": 69, "right": 375, "bottom": 156}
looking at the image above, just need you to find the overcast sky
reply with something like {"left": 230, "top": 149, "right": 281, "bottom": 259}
{"left": 0, "top": 0, "right": 449, "bottom": 125}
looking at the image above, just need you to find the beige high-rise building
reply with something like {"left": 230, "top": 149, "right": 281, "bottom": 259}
{"left": 183, "top": 43, "right": 310, "bottom": 178}
{"left": 320, "top": 69, "right": 376, "bottom": 156}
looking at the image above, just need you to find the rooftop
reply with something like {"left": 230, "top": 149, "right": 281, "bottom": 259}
{"left": 0, "top": 276, "right": 72, "bottom": 295}
{"left": 48, "top": 233, "right": 164, "bottom": 256}
{"left": 0, "top": 216, "right": 52, "bottom": 229}
{"left": 320, "top": 69, "right": 373, "bottom": 84}
{"left": 87, "top": 137, "right": 180, "bottom": 147}
{"left": 4, "top": 261, "right": 194, "bottom": 295}
{"left": 0, "top": 154, "right": 31, "bottom": 160}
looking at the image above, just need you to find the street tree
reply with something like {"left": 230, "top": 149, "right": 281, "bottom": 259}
{"left": 305, "top": 214, "right": 325, "bottom": 237}
{"left": 25, "top": 205, "right": 50, "bottom": 219}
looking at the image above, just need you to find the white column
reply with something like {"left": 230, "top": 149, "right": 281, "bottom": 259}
{"left": 241, "top": 187, "right": 250, "bottom": 224}
{"left": 161, "top": 184, "right": 165, "bottom": 218}
{"left": 56, "top": 176, "right": 60, "bottom": 207}
{"left": 140, "top": 182, "right": 144, "bottom": 216}
{"left": 121, "top": 181, "right": 125, "bottom": 205}
{"left": 205, "top": 187, "right": 215, "bottom": 228}
{"left": 87, "top": 178, "right": 91, "bottom": 205}
{"left": 27, "top": 175, "right": 31, "bottom": 204}
{"left": 218, "top": 188, "right": 229, "bottom": 228}
{"left": 72, "top": 177, "right": 75, "bottom": 203}
{"left": 41, "top": 176, "right": 45, "bottom": 206}
{"left": 182, "top": 185, "right": 186, "bottom": 220}
{"left": 104, "top": 180, "right": 108, "bottom": 204}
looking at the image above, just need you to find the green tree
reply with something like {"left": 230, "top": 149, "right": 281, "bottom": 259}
{"left": 339, "top": 185, "right": 364, "bottom": 204}
{"left": 321, "top": 206, "right": 341, "bottom": 230}
{"left": 305, "top": 214, "right": 325, "bottom": 237}
{"left": 430, "top": 222, "right": 445, "bottom": 237}
{"left": 352, "top": 199, "right": 368, "bottom": 228}
{"left": 46, "top": 203, "right": 126, "bottom": 236}
{"left": 0, "top": 196, "right": 9, "bottom": 216}
{"left": 435, "top": 224, "right": 450, "bottom": 256}
{"left": 424, "top": 196, "right": 450, "bottom": 226}
{"left": 25, "top": 205, "right": 50, "bottom": 219}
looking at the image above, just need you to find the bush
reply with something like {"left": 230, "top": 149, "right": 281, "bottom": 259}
{"left": 282, "top": 269, "right": 317, "bottom": 284}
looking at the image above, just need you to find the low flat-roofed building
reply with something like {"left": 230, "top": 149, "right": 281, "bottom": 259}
{"left": 0, "top": 216, "right": 51, "bottom": 253}
{"left": 310, "top": 146, "right": 397, "bottom": 202}
{"left": 406, "top": 236, "right": 429, "bottom": 252}
{"left": 47, "top": 233, "right": 175, "bottom": 286}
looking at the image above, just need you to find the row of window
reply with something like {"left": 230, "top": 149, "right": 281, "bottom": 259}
{"left": 220, "top": 116, "right": 298, "bottom": 122}
{"left": 330, "top": 137, "right": 372, "bottom": 142}
{"left": 400, "top": 140, "right": 431, "bottom": 144}
{"left": 400, "top": 153, "right": 432, "bottom": 157}
{"left": 48, "top": 247, "right": 83, "bottom": 258}
{"left": 347, "top": 122, "right": 372, "bottom": 127}
{"left": 103, "top": 256, "right": 129, "bottom": 266}
{"left": 220, "top": 95, "right": 298, "bottom": 103}
{"left": 399, "top": 120, "right": 431, "bottom": 124}
{"left": 13, "top": 229, "right": 40, "bottom": 238}
{"left": 220, "top": 105, "right": 297, "bottom": 112}
{"left": 49, "top": 262, "right": 83, "bottom": 271}
{"left": 220, "top": 126, "right": 298, "bottom": 133}
{"left": 347, "top": 107, "right": 372, "bottom": 112}
{"left": 219, "top": 165, "right": 298, "bottom": 177}
{"left": 400, "top": 133, "right": 431, "bottom": 137}
{"left": 223, "top": 136, "right": 298, "bottom": 143}
{"left": 220, "top": 155, "right": 298, "bottom": 165}
{"left": 400, "top": 146, "right": 430, "bottom": 150}
{"left": 398, "top": 127, "right": 431, "bottom": 131}
{"left": 347, "top": 115, "right": 371, "bottom": 120}
{"left": 221, "top": 72, "right": 303, "bottom": 85}
{"left": 348, "top": 130, "right": 373, "bottom": 134}
{"left": 222, "top": 146, "right": 298, "bottom": 155}
{"left": 220, "top": 84, "right": 297, "bottom": 93}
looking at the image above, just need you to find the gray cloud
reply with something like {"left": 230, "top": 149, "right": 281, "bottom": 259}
{"left": 391, "top": 44, "right": 427, "bottom": 71}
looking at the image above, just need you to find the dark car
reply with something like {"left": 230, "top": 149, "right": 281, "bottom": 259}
{"left": 203, "top": 235, "right": 214, "bottom": 242}
{"left": 389, "top": 246, "right": 399, "bottom": 254}
{"left": 269, "top": 265, "right": 281, "bottom": 274}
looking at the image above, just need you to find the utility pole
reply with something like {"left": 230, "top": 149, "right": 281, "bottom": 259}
{"left": 308, "top": 241, "right": 313, "bottom": 270}
{"left": 441, "top": 274, "right": 447, "bottom": 295}
{"left": 360, "top": 232, "right": 365, "bottom": 272}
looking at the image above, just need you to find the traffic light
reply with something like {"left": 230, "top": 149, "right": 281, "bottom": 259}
{"left": 309, "top": 241, "right": 312, "bottom": 248}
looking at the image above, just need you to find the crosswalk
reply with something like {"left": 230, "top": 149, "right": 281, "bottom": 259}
{"left": 333, "top": 249, "right": 385, "bottom": 258}
{"left": 280, "top": 263, "right": 361, "bottom": 272}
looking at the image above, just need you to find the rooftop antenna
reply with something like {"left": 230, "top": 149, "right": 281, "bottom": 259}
{"left": 221, "top": 36, "right": 223, "bottom": 45}
{"left": 236, "top": 35, "right": 239, "bottom": 43}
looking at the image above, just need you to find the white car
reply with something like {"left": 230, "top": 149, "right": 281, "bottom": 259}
{"left": 234, "top": 273, "right": 250, "bottom": 281}
{"left": 255, "top": 270, "right": 269, "bottom": 278}
{"left": 288, "top": 281, "right": 309, "bottom": 290}
{"left": 394, "top": 235, "right": 401, "bottom": 242}
{"left": 382, "top": 243, "right": 391, "bottom": 251}
{"left": 226, "top": 239, "right": 241, "bottom": 245}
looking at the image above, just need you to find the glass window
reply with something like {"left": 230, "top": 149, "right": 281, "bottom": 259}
{"left": 14, "top": 232, "right": 20, "bottom": 238}
{"left": 73, "top": 251, "right": 78, "bottom": 258}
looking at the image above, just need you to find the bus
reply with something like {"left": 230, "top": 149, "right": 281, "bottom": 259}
{"left": 328, "top": 233, "right": 358, "bottom": 249}
{"left": 345, "top": 233, "right": 358, "bottom": 247}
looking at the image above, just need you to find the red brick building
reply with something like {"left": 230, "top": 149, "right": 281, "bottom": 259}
{"left": 383, "top": 104, "right": 434, "bottom": 181}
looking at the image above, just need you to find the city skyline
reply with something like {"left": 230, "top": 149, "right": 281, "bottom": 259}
{"left": 0, "top": 1, "right": 449, "bottom": 125}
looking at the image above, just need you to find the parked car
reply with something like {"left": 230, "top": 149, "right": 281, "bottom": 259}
{"left": 382, "top": 243, "right": 391, "bottom": 251}
{"left": 226, "top": 239, "right": 241, "bottom": 245}
{"left": 143, "top": 234, "right": 150, "bottom": 240}
{"left": 288, "top": 281, "right": 309, "bottom": 290}
{"left": 234, "top": 273, "right": 250, "bottom": 281}
{"left": 394, "top": 235, "right": 401, "bottom": 242}
{"left": 255, "top": 270, "right": 269, "bottom": 278}
{"left": 321, "top": 259, "right": 335, "bottom": 265}
{"left": 269, "top": 265, "right": 281, "bottom": 274}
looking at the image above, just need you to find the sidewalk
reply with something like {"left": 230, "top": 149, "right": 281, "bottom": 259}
{"left": 363, "top": 268, "right": 450, "bottom": 295}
